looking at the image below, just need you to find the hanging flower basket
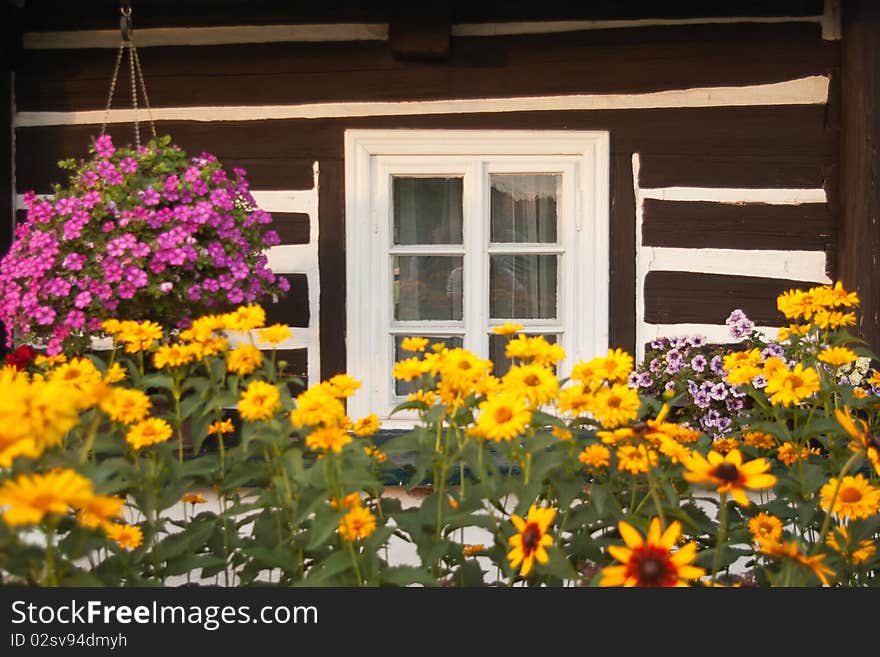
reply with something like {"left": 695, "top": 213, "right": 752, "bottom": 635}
{"left": 0, "top": 133, "right": 288, "bottom": 355}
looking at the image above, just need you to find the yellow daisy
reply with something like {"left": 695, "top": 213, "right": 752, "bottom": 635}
{"left": 491, "top": 322, "right": 523, "bottom": 336}
{"left": 338, "top": 506, "right": 376, "bottom": 542}
{"left": 578, "top": 444, "right": 611, "bottom": 470}
{"left": 476, "top": 393, "right": 532, "bottom": 442}
{"left": 238, "top": 381, "right": 281, "bottom": 422}
{"left": 400, "top": 336, "right": 430, "bottom": 352}
{"left": 764, "top": 363, "right": 820, "bottom": 407}
{"left": 0, "top": 469, "right": 94, "bottom": 527}
{"left": 502, "top": 364, "right": 558, "bottom": 407}
{"left": 227, "top": 344, "right": 264, "bottom": 376}
{"left": 104, "top": 523, "right": 143, "bottom": 551}
{"left": 507, "top": 504, "right": 556, "bottom": 577}
{"left": 590, "top": 383, "right": 640, "bottom": 429}
{"left": 748, "top": 512, "right": 783, "bottom": 544}
{"left": 819, "top": 474, "right": 880, "bottom": 520}
{"left": 257, "top": 323, "right": 292, "bottom": 345}
{"left": 125, "top": 417, "right": 173, "bottom": 451}
{"left": 681, "top": 448, "right": 776, "bottom": 506}
{"left": 616, "top": 444, "right": 658, "bottom": 475}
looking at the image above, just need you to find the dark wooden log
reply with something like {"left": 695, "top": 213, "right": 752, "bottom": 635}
{"left": 609, "top": 154, "right": 636, "bottom": 356}
{"left": 264, "top": 273, "right": 309, "bottom": 328}
{"left": 643, "top": 271, "right": 811, "bottom": 325}
{"left": 642, "top": 200, "right": 834, "bottom": 251}
{"left": 317, "top": 158, "right": 346, "bottom": 380}
{"left": 14, "top": 23, "right": 837, "bottom": 111}
{"left": 389, "top": 2, "right": 451, "bottom": 62}
{"left": 839, "top": 0, "right": 880, "bottom": 357}
{"left": 270, "top": 212, "right": 310, "bottom": 245}
{"left": 274, "top": 347, "right": 308, "bottom": 395}
{"left": 15, "top": 104, "right": 834, "bottom": 193}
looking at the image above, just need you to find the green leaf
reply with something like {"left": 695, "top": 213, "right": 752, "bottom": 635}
{"left": 305, "top": 510, "right": 341, "bottom": 550}
{"left": 379, "top": 566, "right": 438, "bottom": 587}
{"left": 304, "top": 551, "right": 354, "bottom": 585}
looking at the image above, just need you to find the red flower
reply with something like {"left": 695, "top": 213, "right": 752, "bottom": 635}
{"left": 5, "top": 344, "right": 38, "bottom": 370}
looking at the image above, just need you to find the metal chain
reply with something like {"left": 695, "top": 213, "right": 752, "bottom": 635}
{"left": 132, "top": 42, "right": 157, "bottom": 141}
{"left": 127, "top": 40, "right": 141, "bottom": 149}
{"left": 100, "top": 43, "right": 125, "bottom": 136}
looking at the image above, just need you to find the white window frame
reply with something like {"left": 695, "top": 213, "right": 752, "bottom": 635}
{"left": 344, "top": 130, "right": 610, "bottom": 427}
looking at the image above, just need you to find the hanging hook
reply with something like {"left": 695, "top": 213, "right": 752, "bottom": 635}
{"left": 120, "top": 0, "right": 133, "bottom": 42}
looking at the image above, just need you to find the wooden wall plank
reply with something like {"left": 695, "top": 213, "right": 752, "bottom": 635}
{"left": 264, "top": 273, "right": 309, "bottom": 328}
{"left": 609, "top": 154, "right": 636, "bottom": 355}
{"left": 14, "top": 23, "right": 837, "bottom": 111}
{"left": 15, "top": 105, "right": 834, "bottom": 193}
{"left": 643, "top": 271, "right": 811, "bottom": 325}
{"left": 271, "top": 212, "right": 310, "bottom": 245}
{"left": 839, "top": 0, "right": 880, "bottom": 357}
{"left": 637, "top": 153, "right": 830, "bottom": 188}
{"left": 318, "top": 159, "right": 346, "bottom": 380}
{"left": 641, "top": 200, "right": 834, "bottom": 250}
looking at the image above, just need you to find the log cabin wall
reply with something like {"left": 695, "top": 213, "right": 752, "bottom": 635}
{"left": 8, "top": 0, "right": 842, "bottom": 374}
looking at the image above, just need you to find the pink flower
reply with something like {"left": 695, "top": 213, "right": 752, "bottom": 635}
{"left": 94, "top": 134, "right": 116, "bottom": 158}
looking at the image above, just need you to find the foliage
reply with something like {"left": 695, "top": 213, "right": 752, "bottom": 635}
{"left": 1, "top": 282, "right": 880, "bottom": 587}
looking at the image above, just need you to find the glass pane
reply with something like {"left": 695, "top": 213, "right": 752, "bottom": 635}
{"left": 393, "top": 177, "right": 463, "bottom": 245}
{"left": 394, "top": 335, "right": 463, "bottom": 396}
{"left": 394, "top": 256, "right": 464, "bottom": 320}
{"left": 489, "top": 333, "right": 559, "bottom": 378}
{"left": 489, "top": 255, "right": 557, "bottom": 319}
{"left": 490, "top": 174, "right": 560, "bottom": 243}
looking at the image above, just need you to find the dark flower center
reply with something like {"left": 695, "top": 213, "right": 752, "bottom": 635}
{"left": 637, "top": 557, "right": 664, "bottom": 583}
{"left": 713, "top": 462, "right": 739, "bottom": 482}
{"left": 839, "top": 487, "right": 862, "bottom": 504}
{"left": 522, "top": 524, "right": 541, "bottom": 554}
{"left": 524, "top": 374, "right": 540, "bottom": 387}
{"left": 495, "top": 407, "right": 513, "bottom": 423}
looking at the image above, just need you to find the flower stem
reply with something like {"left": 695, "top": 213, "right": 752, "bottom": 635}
{"left": 711, "top": 492, "right": 729, "bottom": 585}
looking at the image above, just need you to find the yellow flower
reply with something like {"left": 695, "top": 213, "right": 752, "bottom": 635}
{"left": 813, "top": 309, "right": 856, "bottom": 330}
{"left": 99, "top": 387, "right": 152, "bottom": 425}
{"left": 125, "top": 417, "right": 173, "bottom": 450}
{"left": 351, "top": 414, "right": 380, "bottom": 437}
{"left": 326, "top": 373, "right": 361, "bottom": 398}
{"left": 776, "top": 442, "right": 802, "bottom": 466}
{"left": 103, "top": 362, "right": 127, "bottom": 384}
{"left": 208, "top": 418, "right": 235, "bottom": 435}
{"left": 590, "top": 383, "right": 640, "bottom": 429}
{"left": 491, "top": 322, "right": 523, "bottom": 336}
{"left": 290, "top": 384, "right": 347, "bottom": 428}
{"left": 658, "top": 437, "right": 690, "bottom": 464}
{"left": 180, "top": 314, "right": 228, "bottom": 342}
{"left": 305, "top": 426, "right": 352, "bottom": 453}
{"left": 578, "top": 444, "right": 611, "bottom": 470}
{"left": 407, "top": 389, "right": 436, "bottom": 406}
{"left": 757, "top": 538, "right": 835, "bottom": 586}
{"left": 153, "top": 343, "right": 196, "bottom": 369}
{"left": 616, "top": 444, "right": 658, "bottom": 475}
{"left": 104, "top": 523, "right": 143, "bottom": 551}
{"left": 116, "top": 320, "right": 163, "bottom": 353}
{"left": 227, "top": 344, "right": 264, "bottom": 376}
{"left": 502, "top": 364, "right": 558, "bottom": 407}
{"left": 505, "top": 334, "right": 566, "bottom": 367}
{"left": 819, "top": 474, "right": 880, "bottom": 520}
{"left": 764, "top": 363, "right": 820, "bottom": 407}
{"left": 77, "top": 495, "right": 125, "bottom": 530}
{"left": 777, "top": 288, "right": 821, "bottom": 321}
{"left": 330, "top": 492, "right": 362, "bottom": 510}
{"left": 748, "top": 512, "right": 783, "bottom": 544}
{"left": 507, "top": 504, "right": 556, "bottom": 577}
{"left": 224, "top": 305, "right": 266, "bottom": 332}
{"left": 557, "top": 383, "right": 593, "bottom": 417}
{"left": 600, "top": 518, "right": 705, "bottom": 587}
{"left": 596, "top": 348, "right": 635, "bottom": 383}
{"left": 743, "top": 431, "right": 777, "bottom": 450}
{"left": 338, "top": 506, "right": 376, "bottom": 542}
{"left": 34, "top": 353, "right": 67, "bottom": 367}
{"left": 551, "top": 426, "right": 572, "bottom": 441}
{"left": 722, "top": 348, "right": 763, "bottom": 373}
{"left": 238, "top": 381, "right": 281, "bottom": 422}
{"left": 181, "top": 493, "right": 207, "bottom": 505}
{"left": 815, "top": 281, "right": 859, "bottom": 308}
{"left": 0, "top": 469, "right": 94, "bottom": 527}
{"left": 834, "top": 407, "right": 880, "bottom": 476}
{"left": 364, "top": 445, "right": 387, "bottom": 463}
{"left": 257, "top": 323, "right": 292, "bottom": 345}
{"left": 681, "top": 448, "right": 776, "bottom": 506}
{"left": 463, "top": 544, "right": 485, "bottom": 557}
{"left": 476, "top": 393, "right": 532, "bottom": 442}
{"left": 818, "top": 346, "right": 859, "bottom": 367}
{"left": 400, "top": 336, "right": 430, "bottom": 352}
{"left": 826, "top": 525, "right": 876, "bottom": 565}
{"left": 393, "top": 357, "right": 429, "bottom": 382}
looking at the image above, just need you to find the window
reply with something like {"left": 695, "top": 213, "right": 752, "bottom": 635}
{"left": 345, "top": 130, "right": 610, "bottom": 426}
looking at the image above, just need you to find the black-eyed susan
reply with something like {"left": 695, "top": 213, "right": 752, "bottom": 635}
{"left": 681, "top": 448, "right": 776, "bottom": 506}
{"left": 338, "top": 505, "right": 376, "bottom": 542}
{"left": 757, "top": 538, "right": 835, "bottom": 586}
{"left": 748, "top": 512, "right": 783, "bottom": 544}
{"left": 238, "top": 381, "right": 281, "bottom": 422}
{"left": 181, "top": 493, "right": 207, "bottom": 505}
{"left": 125, "top": 417, "right": 173, "bottom": 451}
{"left": 0, "top": 469, "right": 94, "bottom": 527}
{"left": 475, "top": 393, "right": 531, "bottom": 442}
{"left": 834, "top": 407, "right": 880, "bottom": 476}
{"left": 826, "top": 525, "right": 876, "bottom": 565}
{"left": 819, "top": 474, "right": 880, "bottom": 520}
{"left": 507, "top": 504, "right": 556, "bottom": 577}
{"left": 600, "top": 517, "right": 705, "bottom": 587}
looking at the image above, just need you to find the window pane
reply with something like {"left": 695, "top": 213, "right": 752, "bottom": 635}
{"left": 394, "top": 256, "right": 464, "bottom": 320}
{"left": 489, "top": 333, "right": 559, "bottom": 377}
{"left": 393, "top": 177, "right": 463, "bottom": 245}
{"left": 489, "top": 255, "right": 557, "bottom": 319}
{"left": 490, "top": 174, "right": 560, "bottom": 243}
{"left": 393, "top": 335, "right": 463, "bottom": 396}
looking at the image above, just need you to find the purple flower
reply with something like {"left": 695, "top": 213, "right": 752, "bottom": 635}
{"left": 119, "top": 157, "right": 138, "bottom": 174}
{"left": 726, "top": 309, "right": 755, "bottom": 339}
{"left": 63, "top": 309, "right": 85, "bottom": 329}
{"left": 34, "top": 305, "right": 56, "bottom": 325}
{"left": 140, "top": 188, "right": 161, "bottom": 206}
{"left": 637, "top": 372, "right": 653, "bottom": 388}
{"left": 751, "top": 375, "right": 767, "bottom": 389}
{"left": 62, "top": 253, "right": 86, "bottom": 271}
{"left": 690, "top": 355, "right": 707, "bottom": 372}
{"left": 74, "top": 291, "right": 92, "bottom": 309}
{"left": 708, "top": 382, "right": 728, "bottom": 401}
{"left": 94, "top": 134, "right": 116, "bottom": 158}
{"left": 762, "top": 343, "right": 786, "bottom": 359}
{"left": 692, "top": 389, "right": 711, "bottom": 409}
{"left": 710, "top": 355, "right": 725, "bottom": 375}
